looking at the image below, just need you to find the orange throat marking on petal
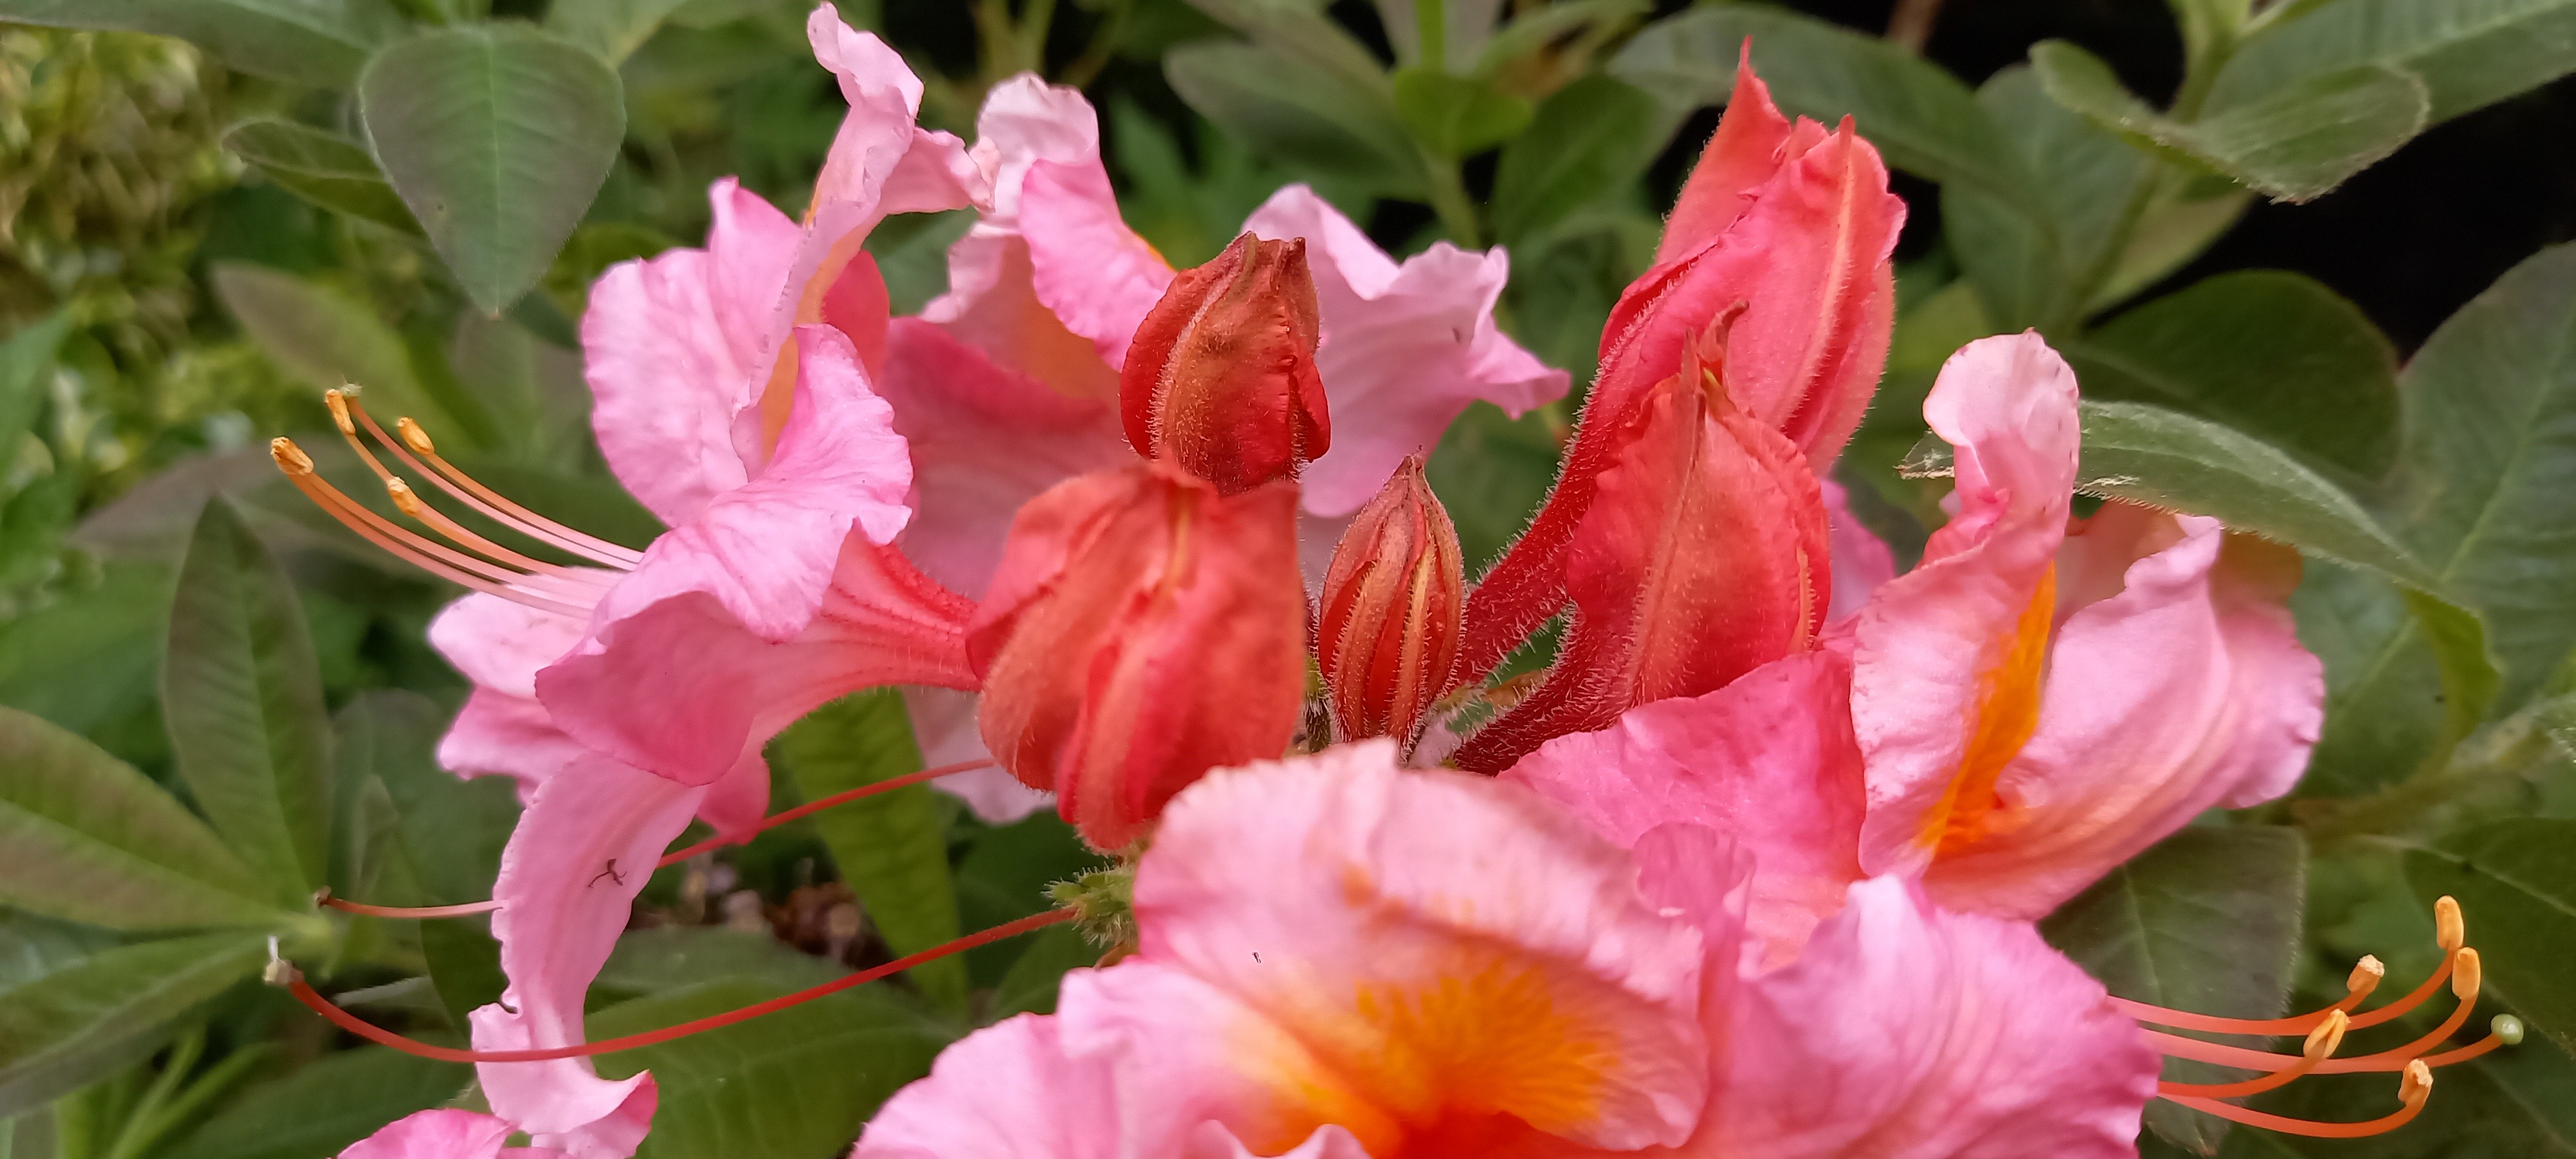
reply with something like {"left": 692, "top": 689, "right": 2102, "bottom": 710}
{"left": 1921, "top": 563, "right": 2056, "bottom": 857}
{"left": 1339, "top": 961, "right": 1613, "bottom": 1151}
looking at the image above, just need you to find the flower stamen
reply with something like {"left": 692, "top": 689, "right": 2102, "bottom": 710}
{"left": 270, "top": 437, "right": 594, "bottom": 618}
{"left": 2156, "top": 1010, "right": 2347, "bottom": 1099}
{"left": 2161, "top": 1060, "right": 2432, "bottom": 1139}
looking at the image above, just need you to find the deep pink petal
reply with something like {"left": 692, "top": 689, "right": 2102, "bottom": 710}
{"left": 875, "top": 318, "right": 1130, "bottom": 598}
{"left": 1922, "top": 511, "right": 2323, "bottom": 918}
{"left": 471, "top": 757, "right": 694, "bottom": 1159}
{"left": 1240, "top": 185, "right": 1568, "bottom": 516}
{"left": 1849, "top": 333, "right": 2079, "bottom": 878}
{"left": 540, "top": 538, "right": 974, "bottom": 784}
{"left": 1654, "top": 46, "right": 1794, "bottom": 267}
{"left": 1506, "top": 651, "right": 1866, "bottom": 963}
{"left": 1696, "top": 876, "right": 2157, "bottom": 1159}
{"left": 1821, "top": 479, "right": 1893, "bottom": 623}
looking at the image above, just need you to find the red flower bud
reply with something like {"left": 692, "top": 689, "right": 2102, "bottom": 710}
{"left": 1317, "top": 455, "right": 1464, "bottom": 750}
{"left": 1454, "top": 324, "right": 1830, "bottom": 773}
{"left": 1120, "top": 232, "right": 1331, "bottom": 495}
{"left": 967, "top": 462, "right": 1307, "bottom": 850}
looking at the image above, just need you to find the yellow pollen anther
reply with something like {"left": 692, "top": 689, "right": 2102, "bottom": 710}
{"left": 2435, "top": 896, "right": 2464, "bottom": 952}
{"left": 386, "top": 478, "right": 424, "bottom": 518}
{"left": 325, "top": 389, "right": 356, "bottom": 435}
{"left": 2347, "top": 955, "right": 2385, "bottom": 999}
{"left": 2452, "top": 947, "right": 2481, "bottom": 999}
{"left": 2398, "top": 1059, "right": 2433, "bottom": 1107}
{"left": 270, "top": 437, "right": 314, "bottom": 476}
{"left": 397, "top": 417, "right": 435, "bottom": 456}
{"left": 2302, "top": 1009, "right": 2349, "bottom": 1059}
{"left": 2496, "top": 1014, "right": 2524, "bottom": 1046}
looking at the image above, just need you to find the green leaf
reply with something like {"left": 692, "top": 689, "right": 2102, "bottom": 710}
{"left": 1390, "top": 67, "right": 1533, "bottom": 159}
{"left": 1430, "top": 401, "right": 1564, "bottom": 573}
{"left": 954, "top": 813, "right": 1106, "bottom": 987}
{"left": 1490, "top": 75, "right": 1665, "bottom": 244}
{"left": 0, "top": 931, "right": 267, "bottom": 1116}
{"left": 2031, "top": 40, "right": 2428, "bottom": 203}
{"left": 0, "top": 706, "right": 279, "bottom": 931}
{"left": 0, "top": 565, "right": 169, "bottom": 742}
{"left": 2387, "top": 242, "right": 2576, "bottom": 712}
{"left": 209, "top": 263, "right": 473, "bottom": 447}
{"left": 345, "top": 692, "right": 516, "bottom": 907}
{"left": 545, "top": 0, "right": 693, "bottom": 64}
{"left": 163, "top": 500, "right": 335, "bottom": 909}
{"left": 159, "top": 1048, "right": 468, "bottom": 1159}
{"left": 598, "top": 927, "right": 847, "bottom": 998}
{"left": 359, "top": 26, "right": 627, "bottom": 314}
{"left": 589, "top": 978, "right": 951, "bottom": 1159}
{"left": 2045, "top": 825, "right": 2306, "bottom": 1153}
{"left": 1166, "top": 41, "right": 1429, "bottom": 198}
{"left": 777, "top": 692, "right": 965, "bottom": 1012}
{"left": 989, "top": 924, "right": 1095, "bottom": 1019}
{"left": 1608, "top": 5, "right": 2033, "bottom": 205}
{"left": 221, "top": 120, "right": 418, "bottom": 237}
{"left": 2067, "top": 272, "right": 2400, "bottom": 479}
{"left": 2406, "top": 818, "right": 2576, "bottom": 1050}
{"left": 0, "top": 0, "right": 401, "bottom": 87}
{"left": 0, "top": 312, "right": 70, "bottom": 484}
{"left": 2213, "top": 0, "right": 2576, "bottom": 126}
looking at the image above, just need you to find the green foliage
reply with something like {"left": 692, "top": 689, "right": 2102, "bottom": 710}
{"left": 0, "top": 0, "right": 399, "bottom": 87}
{"left": 775, "top": 692, "right": 967, "bottom": 1011}
{"left": 0, "top": 930, "right": 267, "bottom": 1115}
{"left": 2407, "top": 818, "right": 2576, "bottom": 1051}
{"left": 159, "top": 1048, "right": 467, "bottom": 1159}
{"left": 1490, "top": 75, "right": 1663, "bottom": 244}
{"left": 218, "top": 121, "right": 418, "bottom": 238}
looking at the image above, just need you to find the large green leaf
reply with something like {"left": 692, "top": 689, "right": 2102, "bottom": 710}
{"left": 2044, "top": 826, "right": 2307, "bottom": 1153}
{"left": 164, "top": 500, "right": 335, "bottom": 909}
{"left": 1490, "top": 75, "right": 1665, "bottom": 245}
{"left": 544, "top": 0, "right": 693, "bottom": 64}
{"left": 0, "top": 0, "right": 401, "bottom": 87}
{"left": 1390, "top": 67, "right": 1533, "bottom": 160}
{"left": 1608, "top": 5, "right": 2032, "bottom": 206}
{"left": 210, "top": 263, "right": 474, "bottom": 447}
{"left": 1430, "top": 402, "right": 1564, "bottom": 573}
{"left": 777, "top": 692, "right": 965, "bottom": 1012}
{"left": 160, "top": 1048, "right": 468, "bottom": 1159}
{"left": 2219, "top": 1036, "right": 2576, "bottom": 1156}
{"left": 0, "top": 313, "right": 70, "bottom": 484}
{"left": 2406, "top": 818, "right": 2576, "bottom": 1050}
{"left": 0, "top": 931, "right": 268, "bottom": 1116}
{"left": 2032, "top": 40, "right": 2428, "bottom": 203}
{"left": 2212, "top": 0, "right": 2576, "bottom": 126}
{"left": 589, "top": 978, "right": 951, "bottom": 1159}
{"left": 0, "top": 565, "right": 169, "bottom": 743}
{"left": 2069, "top": 272, "right": 2400, "bottom": 479}
{"left": 954, "top": 813, "right": 1106, "bottom": 987}
{"left": 1166, "top": 41, "right": 1428, "bottom": 198}
{"left": 222, "top": 120, "right": 418, "bottom": 236}
{"left": 0, "top": 706, "right": 279, "bottom": 931}
{"left": 359, "top": 26, "right": 627, "bottom": 314}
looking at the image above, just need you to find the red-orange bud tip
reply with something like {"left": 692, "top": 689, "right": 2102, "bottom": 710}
{"left": 1120, "top": 233, "right": 1331, "bottom": 495}
{"left": 1318, "top": 456, "right": 1466, "bottom": 750}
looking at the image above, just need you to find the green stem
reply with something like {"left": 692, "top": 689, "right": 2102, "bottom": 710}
{"left": 1416, "top": 0, "right": 1446, "bottom": 70}
{"left": 1423, "top": 156, "right": 1482, "bottom": 248}
{"left": 100, "top": 1032, "right": 201, "bottom": 1159}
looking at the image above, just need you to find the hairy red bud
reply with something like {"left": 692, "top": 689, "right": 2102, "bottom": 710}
{"left": 1317, "top": 456, "right": 1464, "bottom": 751}
{"left": 1120, "top": 232, "right": 1331, "bottom": 494}
{"left": 967, "top": 462, "right": 1308, "bottom": 850}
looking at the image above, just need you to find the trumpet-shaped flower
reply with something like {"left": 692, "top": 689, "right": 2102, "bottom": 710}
{"left": 855, "top": 744, "right": 2157, "bottom": 1159}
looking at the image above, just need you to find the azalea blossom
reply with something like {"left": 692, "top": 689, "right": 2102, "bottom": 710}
{"left": 853, "top": 744, "right": 2159, "bottom": 1159}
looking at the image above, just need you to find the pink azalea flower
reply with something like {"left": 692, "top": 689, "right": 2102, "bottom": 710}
{"left": 1508, "top": 333, "right": 2326, "bottom": 961}
{"left": 336, "top": 1108, "right": 565, "bottom": 1159}
{"left": 852, "top": 744, "right": 2158, "bottom": 1158}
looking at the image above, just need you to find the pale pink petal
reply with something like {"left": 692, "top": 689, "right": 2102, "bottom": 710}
{"left": 337, "top": 1110, "right": 514, "bottom": 1159}
{"left": 1506, "top": 651, "right": 1866, "bottom": 964}
{"left": 901, "top": 685, "right": 1050, "bottom": 823}
{"left": 922, "top": 228, "right": 1126, "bottom": 402}
{"left": 1023, "top": 158, "right": 1175, "bottom": 370}
{"left": 437, "top": 689, "right": 588, "bottom": 801}
{"left": 855, "top": 1013, "right": 1122, "bottom": 1159}
{"left": 1696, "top": 876, "right": 2157, "bottom": 1159}
{"left": 695, "top": 752, "right": 772, "bottom": 840}
{"left": 1240, "top": 186, "right": 1569, "bottom": 516}
{"left": 540, "top": 538, "right": 974, "bottom": 784}
{"left": 472, "top": 757, "right": 696, "bottom": 1159}
{"left": 965, "top": 74, "right": 1100, "bottom": 218}
{"left": 875, "top": 318, "right": 1130, "bottom": 598}
{"left": 1922, "top": 511, "right": 2323, "bottom": 918}
{"left": 1132, "top": 744, "right": 1711, "bottom": 1153}
{"left": 428, "top": 594, "right": 592, "bottom": 699}
{"left": 580, "top": 182, "right": 794, "bottom": 525}
{"left": 1820, "top": 479, "right": 1893, "bottom": 623}
{"left": 1849, "top": 333, "right": 2078, "bottom": 878}
{"left": 584, "top": 326, "right": 914, "bottom": 645}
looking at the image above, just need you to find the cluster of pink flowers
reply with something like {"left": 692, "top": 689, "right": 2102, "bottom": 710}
{"left": 288, "top": 10, "right": 2497, "bottom": 1158}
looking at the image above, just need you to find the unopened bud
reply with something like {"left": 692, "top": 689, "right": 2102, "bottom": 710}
{"left": 2436, "top": 895, "right": 2464, "bottom": 952}
{"left": 2302, "top": 1009, "right": 2349, "bottom": 1059}
{"left": 1120, "top": 232, "right": 1329, "bottom": 495}
{"left": 1318, "top": 457, "right": 1464, "bottom": 750}
{"left": 270, "top": 437, "right": 314, "bottom": 476}
{"left": 2453, "top": 947, "right": 2482, "bottom": 999}
{"left": 2399, "top": 1059, "right": 2433, "bottom": 1106}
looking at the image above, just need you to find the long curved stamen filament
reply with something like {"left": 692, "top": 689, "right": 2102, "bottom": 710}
{"left": 346, "top": 394, "right": 641, "bottom": 569}
{"left": 2162, "top": 1061, "right": 2431, "bottom": 1140}
{"left": 2157, "top": 1010, "right": 2348, "bottom": 1099}
{"left": 2116, "top": 956, "right": 2384, "bottom": 1035}
{"left": 279, "top": 909, "right": 1072, "bottom": 1062}
{"left": 313, "top": 759, "right": 999, "bottom": 918}
{"left": 272, "top": 440, "right": 594, "bottom": 618}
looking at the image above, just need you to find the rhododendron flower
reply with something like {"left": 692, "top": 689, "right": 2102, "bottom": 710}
{"left": 855, "top": 744, "right": 2159, "bottom": 1158}
{"left": 1460, "top": 50, "right": 1904, "bottom": 686}
{"left": 337, "top": 1109, "right": 563, "bottom": 1159}
{"left": 1509, "top": 332, "right": 2326, "bottom": 953}
{"left": 1317, "top": 455, "right": 1466, "bottom": 751}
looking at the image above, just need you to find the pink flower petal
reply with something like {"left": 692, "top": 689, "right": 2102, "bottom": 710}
{"left": 1821, "top": 478, "right": 1894, "bottom": 623}
{"left": 1023, "top": 158, "right": 1175, "bottom": 371}
{"left": 1506, "top": 651, "right": 1866, "bottom": 964}
{"left": 1240, "top": 186, "right": 1569, "bottom": 517}
{"left": 854, "top": 1013, "right": 1123, "bottom": 1159}
{"left": 1699, "top": 876, "right": 2158, "bottom": 1159}
{"left": 436, "top": 688, "right": 589, "bottom": 803}
{"left": 471, "top": 756, "right": 696, "bottom": 1159}
{"left": 428, "top": 594, "right": 592, "bottom": 699}
{"left": 337, "top": 1110, "right": 523, "bottom": 1159}
{"left": 901, "top": 685, "right": 1050, "bottom": 823}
